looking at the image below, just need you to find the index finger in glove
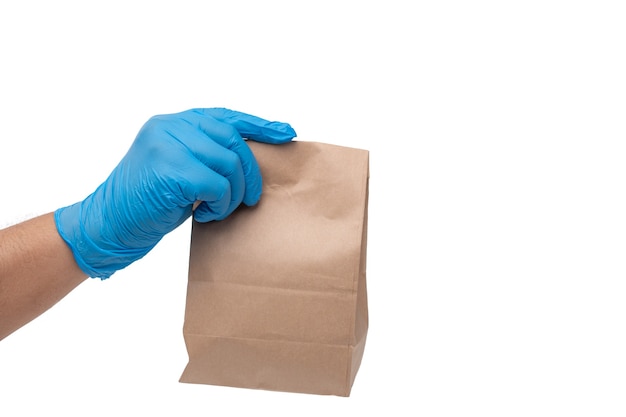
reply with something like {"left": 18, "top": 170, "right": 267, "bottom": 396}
{"left": 193, "top": 107, "right": 297, "bottom": 144}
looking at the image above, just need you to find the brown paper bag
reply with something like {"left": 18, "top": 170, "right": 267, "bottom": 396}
{"left": 179, "top": 140, "right": 369, "bottom": 396}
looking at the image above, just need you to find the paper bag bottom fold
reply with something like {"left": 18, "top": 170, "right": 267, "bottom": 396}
{"left": 180, "top": 332, "right": 367, "bottom": 396}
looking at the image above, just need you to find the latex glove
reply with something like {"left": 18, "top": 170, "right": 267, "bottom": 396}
{"left": 55, "top": 108, "right": 296, "bottom": 279}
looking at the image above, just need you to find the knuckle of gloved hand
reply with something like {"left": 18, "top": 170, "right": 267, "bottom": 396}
{"left": 218, "top": 124, "right": 240, "bottom": 146}
{"left": 140, "top": 115, "right": 170, "bottom": 139}
{"left": 146, "top": 114, "right": 173, "bottom": 127}
{"left": 138, "top": 115, "right": 186, "bottom": 151}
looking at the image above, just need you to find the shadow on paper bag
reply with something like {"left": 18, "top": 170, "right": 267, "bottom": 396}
{"left": 179, "top": 140, "right": 369, "bottom": 396}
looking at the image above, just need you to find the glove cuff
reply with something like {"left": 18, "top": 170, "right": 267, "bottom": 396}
{"left": 54, "top": 201, "right": 147, "bottom": 279}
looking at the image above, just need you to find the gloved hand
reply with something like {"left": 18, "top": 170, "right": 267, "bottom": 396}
{"left": 54, "top": 108, "right": 296, "bottom": 279}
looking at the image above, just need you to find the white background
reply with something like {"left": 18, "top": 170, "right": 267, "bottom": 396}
{"left": 1, "top": 1, "right": 625, "bottom": 416}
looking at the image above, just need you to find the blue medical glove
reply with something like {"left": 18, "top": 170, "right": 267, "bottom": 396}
{"left": 54, "top": 108, "right": 296, "bottom": 279}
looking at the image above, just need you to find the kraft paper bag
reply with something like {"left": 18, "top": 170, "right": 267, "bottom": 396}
{"left": 180, "top": 140, "right": 369, "bottom": 396}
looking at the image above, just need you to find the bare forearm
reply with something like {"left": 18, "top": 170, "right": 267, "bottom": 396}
{"left": 0, "top": 212, "right": 87, "bottom": 340}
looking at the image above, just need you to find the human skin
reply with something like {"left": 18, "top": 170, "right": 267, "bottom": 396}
{"left": 0, "top": 213, "right": 87, "bottom": 340}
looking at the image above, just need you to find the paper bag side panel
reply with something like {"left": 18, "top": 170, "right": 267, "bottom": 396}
{"left": 347, "top": 154, "right": 370, "bottom": 393}
{"left": 353, "top": 155, "right": 370, "bottom": 345}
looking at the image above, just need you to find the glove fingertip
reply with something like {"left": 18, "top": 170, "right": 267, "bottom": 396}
{"left": 258, "top": 122, "right": 297, "bottom": 144}
{"left": 243, "top": 176, "right": 262, "bottom": 206}
{"left": 243, "top": 194, "right": 260, "bottom": 207}
{"left": 193, "top": 208, "right": 217, "bottom": 223}
{"left": 193, "top": 203, "right": 220, "bottom": 223}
